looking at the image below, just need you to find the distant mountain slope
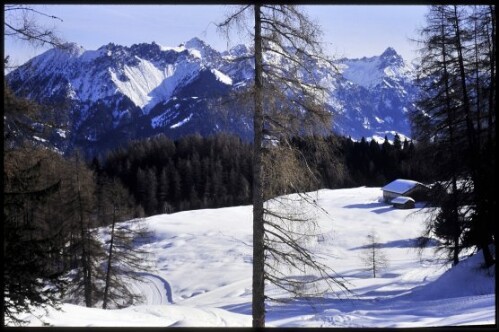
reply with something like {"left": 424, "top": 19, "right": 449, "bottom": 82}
{"left": 6, "top": 38, "right": 418, "bottom": 156}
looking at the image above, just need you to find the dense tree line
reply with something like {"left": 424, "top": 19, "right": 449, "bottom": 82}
{"left": 328, "top": 134, "right": 422, "bottom": 187}
{"left": 290, "top": 134, "right": 426, "bottom": 190}
{"left": 412, "top": 5, "right": 496, "bottom": 267}
{"left": 99, "top": 132, "right": 425, "bottom": 218}
{"left": 100, "top": 134, "right": 254, "bottom": 215}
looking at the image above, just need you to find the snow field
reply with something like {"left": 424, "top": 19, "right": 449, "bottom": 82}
{"left": 12, "top": 187, "right": 495, "bottom": 327}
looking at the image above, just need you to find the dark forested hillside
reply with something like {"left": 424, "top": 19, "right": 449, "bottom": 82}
{"left": 100, "top": 134, "right": 254, "bottom": 215}
{"left": 99, "top": 133, "right": 426, "bottom": 217}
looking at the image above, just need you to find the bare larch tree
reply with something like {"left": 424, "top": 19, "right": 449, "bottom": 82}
{"left": 99, "top": 177, "right": 152, "bottom": 309}
{"left": 360, "top": 231, "right": 388, "bottom": 278}
{"left": 218, "top": 4, "right": 348, "bottom": 327}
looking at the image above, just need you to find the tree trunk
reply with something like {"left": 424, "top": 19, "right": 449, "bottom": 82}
{"left": 76, "top": 159, "right": 92, "bottom": 308}
{"left": 252, "top": 3, "right": 266, "bottom": 328}
{"left": 440, "top": 16, "right": 460, "bottom": 267}
{"left": 102, "top": 207, "right": 117, "bottom": 309}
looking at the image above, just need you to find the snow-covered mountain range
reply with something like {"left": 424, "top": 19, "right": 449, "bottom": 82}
{"left": 6, "top": 37, "right": 418, "bottom": 156}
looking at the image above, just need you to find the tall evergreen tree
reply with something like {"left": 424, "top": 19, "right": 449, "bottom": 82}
{"left": 393, "top": 133, "right": 402, "bottom": 151}
{"left": 158, "top": 167, "right": 171, "bottom": 214}
{"left": 3, "top": 147, "right": 64, "bottom": 325}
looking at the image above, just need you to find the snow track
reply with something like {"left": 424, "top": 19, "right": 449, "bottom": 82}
{"left": 130, "top": 272, "right": 173, "bottom": 305}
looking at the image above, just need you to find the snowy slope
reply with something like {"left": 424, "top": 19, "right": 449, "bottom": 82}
{"left": 10, "top": 187, "right": 495, "bottom": 327}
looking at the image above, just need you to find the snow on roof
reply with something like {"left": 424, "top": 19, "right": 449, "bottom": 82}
{"left": 382, "top": 179, "right": 423, "bottom": 194}
{"left": 391, "top": 196, "right": 415, "bottom": 204}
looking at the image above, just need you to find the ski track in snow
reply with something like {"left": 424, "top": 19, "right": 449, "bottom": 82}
{"left": 132, "top": 272, "right": 174, "bottom": 304}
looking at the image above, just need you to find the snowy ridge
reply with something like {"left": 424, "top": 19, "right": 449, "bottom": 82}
{"left": 7, "top": 39, "right": 419, "bottom": 155}
{"left": 9, "top": 41, "right": 218, "bottom": 112}
{"left": 10, "top": 187, "right": 495, "bottom": 327}
{"left": 340, "top": 47, "right": 414, "bottom": 89}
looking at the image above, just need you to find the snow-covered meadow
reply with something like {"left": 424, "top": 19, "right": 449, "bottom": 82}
{"left": 12, "top": 187, "right": 495, "bottom": 327}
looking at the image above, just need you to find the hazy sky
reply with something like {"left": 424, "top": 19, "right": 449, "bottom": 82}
{"left": 4, "top": 5, "right": 429, "bottom": 67}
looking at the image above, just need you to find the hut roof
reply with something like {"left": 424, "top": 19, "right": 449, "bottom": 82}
{"left": 382, "top": 179, "right": 423, "bottom": 195}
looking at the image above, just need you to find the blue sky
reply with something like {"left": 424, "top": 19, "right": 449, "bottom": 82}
{"left": 4, "top": 5, "right": 429, "bottom": 67}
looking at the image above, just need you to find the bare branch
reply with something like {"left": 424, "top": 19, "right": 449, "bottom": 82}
{"left": 217, "top": 5, "right": 252, "bottom": 29}
{"left": 4, "top": 5, "right": 65, "bottom": 49}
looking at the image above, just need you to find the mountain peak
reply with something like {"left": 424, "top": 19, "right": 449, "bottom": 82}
{"left": 185, "top": 37, "right": 209, "bottom": 50}
{"left": 228, "top": 44, "right": 249, "bottom": 57}
{"left": 379, "top": 47, "right": 404, "bottom": 67}
{"left": 58, "top": 42, "right": 85, "bottom": 57}
{"left": 129, "top": 42, "right": 163, "bottom": 57}
{"left": 340, "top": 46, "right": 410, "bottom": 89}
{"left": 185, "top": 37, "right": 219, "bottom": 61}
{"left": 381, "top": 47, "right": 398, "bottom": 57}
